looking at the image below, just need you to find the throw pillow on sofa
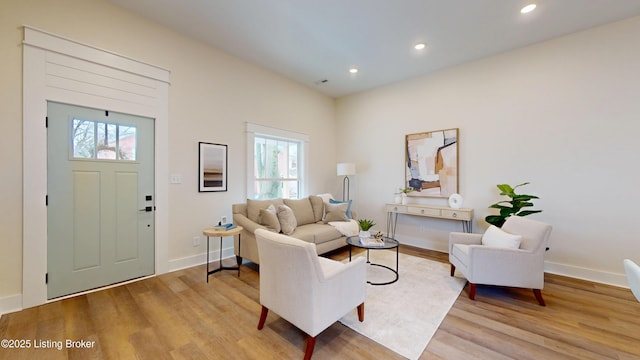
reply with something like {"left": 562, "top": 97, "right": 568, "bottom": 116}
{"left": 329, "top": 198, "right": 353, "bottom": 219}
{"left": 258, "top": 204, "right": 281, "bottom": 233}
{"left": 247, "top": 198, "right": 284, "bottom": 223}
{"left": 324, "top": 202, "right": 350, "bottom": 222}
{"left": 277, "top": 204, "right": 297, "bottom": 235}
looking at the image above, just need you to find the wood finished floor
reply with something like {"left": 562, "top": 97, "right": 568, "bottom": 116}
{"left": 1, "top": 246, "right": 639, "bottom": 360}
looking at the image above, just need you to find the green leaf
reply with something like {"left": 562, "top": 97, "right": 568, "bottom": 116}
{"left": 518, "top": 210, "right": 542, "bottom": 216}
{"left": 512, "top": 182, "right": 530, "bottom": 191}
{"left": 489, "top": 204, "right": 512, "bottom": 210}
{"left": 512, "top": 194, "right": 539, "bottom": 201}
{"left": 485, "top": 215, "right": 505, "bottom": 227}
{"left": 496, "top": 184, "right": 514, "bottom": 196}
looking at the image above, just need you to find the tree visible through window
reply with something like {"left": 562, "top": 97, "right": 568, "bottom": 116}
{"left": 72, "top": 119, "right": 136, "bottom": 161}
{"left": 253, "top": 136, "right": 299, "bottom": 199}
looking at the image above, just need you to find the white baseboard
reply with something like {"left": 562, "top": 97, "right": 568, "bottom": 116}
{"left": 544, "top": 261, "right": 629, "bottom": 288}
{"left": 168, "top": 245, "right": 236, "bottom": 273}
{"left": 0, "top": 293, "right": 23, "bottom": 317}
{"left": 397, "top": 234, "right": 449, "bottom": 253}
{"left": 396, "top": 234, "right": 630, "bottom": 289}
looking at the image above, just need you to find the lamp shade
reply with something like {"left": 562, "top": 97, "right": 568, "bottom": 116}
{"left": 337, "top": 163, "right": 356, "bottom": 176}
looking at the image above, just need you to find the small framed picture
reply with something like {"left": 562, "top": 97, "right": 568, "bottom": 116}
{"left": 199, "top": 142, "right": 227, "bottom": 192}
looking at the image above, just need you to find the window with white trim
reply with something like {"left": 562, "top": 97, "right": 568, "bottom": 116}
{"left": 246, "top": 123, "right": 308, "bottom": 200}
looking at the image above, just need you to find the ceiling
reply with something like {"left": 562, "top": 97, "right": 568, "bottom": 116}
{"left": 109, "top": 0, "right": 640, "bottom": 98}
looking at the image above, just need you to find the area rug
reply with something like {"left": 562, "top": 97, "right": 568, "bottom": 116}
{"left": 339, "top": 250, "right": 466, "bottom": 360}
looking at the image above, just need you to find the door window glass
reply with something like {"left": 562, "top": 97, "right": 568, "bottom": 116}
{"left": 72, "top": 119, "right": 137, "bottom": 161}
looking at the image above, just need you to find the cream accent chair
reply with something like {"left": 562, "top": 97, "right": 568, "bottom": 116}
{"left": 449, "top": 216, "right": 552, "bottom": 306}
{"left": 624, "top": 259, "right": 640, "bottom": 302}
{"left": 255, "top": 229, "right": 366, "bottom": 360}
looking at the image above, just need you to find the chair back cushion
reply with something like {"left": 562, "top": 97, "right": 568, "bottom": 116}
{"left": 501, "top": 216, "right": 552, "bottom": 252}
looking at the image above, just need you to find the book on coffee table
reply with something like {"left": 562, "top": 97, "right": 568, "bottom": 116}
{"left": 359, "top": 237, "right": 385, "bottom": 247}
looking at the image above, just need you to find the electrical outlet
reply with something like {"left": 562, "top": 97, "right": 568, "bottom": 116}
{"left": 170, "top": 174, "right": 182, "bottom": 184}
{"left": 220, "top": 216, "right": 228, "bottom": 224}
{"left": 192, "top": 236, "right": 201, "bottom": 247}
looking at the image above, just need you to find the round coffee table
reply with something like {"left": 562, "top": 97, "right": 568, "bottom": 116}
{"left": 346, "top": 235, "right": 399, "bottom": 285}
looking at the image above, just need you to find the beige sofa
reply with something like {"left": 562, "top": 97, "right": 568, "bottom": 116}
{"left": 232, "top": 196, "right": 354, "bottom": 264}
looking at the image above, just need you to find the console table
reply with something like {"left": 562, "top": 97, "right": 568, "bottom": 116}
{"left": 385, "top": 203, "right": 473, "bottom": 238}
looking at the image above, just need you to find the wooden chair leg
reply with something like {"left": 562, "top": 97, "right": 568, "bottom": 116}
{"left": 468, "top": 283, "right": 476, "bottom": 300}
{"left": 357, "top": 303, "right": 365, "bottom": 322}
{"left": 303, "top": 336, "right": 316, "bottom": 360}
{"left": 450, "top": 264, "right": 456, "bottom": 277}
{"left": 257, "top": 305, "right": 269, "bottom": 330}
{"left": 533, "top": 289, "right": 546, "bottom": 306}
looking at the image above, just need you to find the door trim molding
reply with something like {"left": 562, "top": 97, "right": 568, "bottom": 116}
{"left": 22, "top": 26, "right": 170, "bottom": 309}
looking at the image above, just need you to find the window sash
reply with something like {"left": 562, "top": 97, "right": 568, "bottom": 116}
{"left": 246, "top": 123, "right": 308, "bottom": 200}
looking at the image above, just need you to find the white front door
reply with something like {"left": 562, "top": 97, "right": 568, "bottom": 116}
{"left": 47, "top": 102, "right": 155, "bottom": 299}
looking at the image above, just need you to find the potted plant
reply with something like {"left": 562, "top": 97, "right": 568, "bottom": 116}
{"left": 485, "top": 182, "right": 542, "bottom": 228}
{"left": 395, "top": 187, "right": 414, "bottom": 204}
{"left": 357, "top": 219, "right": 376, "bottom": 238}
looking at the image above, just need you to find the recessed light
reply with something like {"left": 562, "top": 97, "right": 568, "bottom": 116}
{"left": 521, "top": 4, "right": 536, "bottom": 14}
{"left": 414, "top": 43, "right": 426, "bottom": 50}
{"left": 349, "top": 68, "right": 358, "bottom": 74}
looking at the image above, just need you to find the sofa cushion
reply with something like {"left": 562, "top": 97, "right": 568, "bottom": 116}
{"left": 277, "top": 204, "right": 297, "bottom": 235}
{"left": 247, "top": 198, "right": 283, "bottom": 223}
{"left": 291, "top": 224, "right": 342, "bottom": 244}
{"left": 258, "top": 204, "right": 281, "bottom": 233}
{"left": 324, "top": 202, "right": 350, "bottom": 222}
{"left": 309, "top": 195, "right": 324, "bottom": 223}
{"left": 283, "top": 198, "right": 315, "bottom": 226}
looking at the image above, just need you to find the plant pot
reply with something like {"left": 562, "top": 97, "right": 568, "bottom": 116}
{"left": 359, "top": 230, "right": 371, "bottom": 238}
{"left": 394, "top": 195, "right": 402, "bottom": 203}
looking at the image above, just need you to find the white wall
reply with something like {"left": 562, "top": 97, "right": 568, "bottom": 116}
{"left": 0, "top": 0, "right": 337, "bottom": 312}
{"left": 337, "top": 16, "right": 640, "bottom": 286}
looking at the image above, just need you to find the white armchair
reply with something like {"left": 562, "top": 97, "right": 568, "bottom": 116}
{"left": 624, "top": 259, "right": 640, "bottom": 302}
{"left": 255, "top": 229, "right": 366, "bottom": 359}
{"left": 449, "top": 216, "right": 552, "bottom": 306}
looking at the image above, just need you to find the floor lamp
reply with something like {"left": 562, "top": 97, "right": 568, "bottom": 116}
{"left": 337, "top": 163, "right": 356, "bottom": 201}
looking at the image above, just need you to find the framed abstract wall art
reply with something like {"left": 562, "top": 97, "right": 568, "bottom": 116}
{"left": 199, "top": 142, "right": 227, "bottom": 192}
{"left": 405, "top": 128, "right": 458, "bottom": 198}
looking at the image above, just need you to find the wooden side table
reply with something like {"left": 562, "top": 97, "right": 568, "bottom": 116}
{"left": 203, "top": 226, "right": 243, "bottom": 282}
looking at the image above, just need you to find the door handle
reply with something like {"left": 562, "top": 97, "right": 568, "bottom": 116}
{"left": 139, "top": 206, "right": 153, "bottom": 212}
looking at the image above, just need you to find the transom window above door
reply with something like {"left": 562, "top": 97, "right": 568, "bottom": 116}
{"left": 72, "top": 119, "right": 137, "bottom": 161}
